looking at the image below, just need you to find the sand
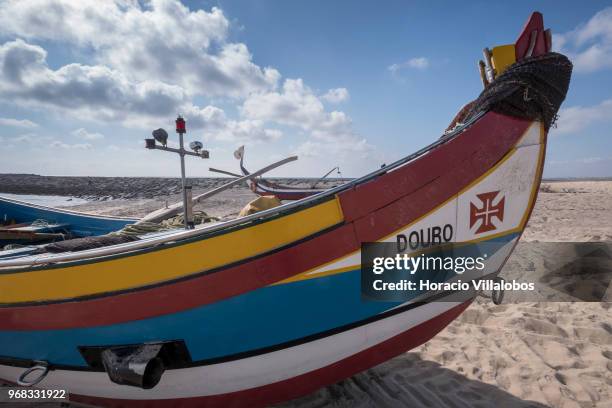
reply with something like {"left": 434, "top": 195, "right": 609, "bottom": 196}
{"left": 1, "top": 179, "right": 610, "bottom": 407}
{"left": 524, "top": 181, "right": 612, "bottom": 243}
{"left": 279, "top": 301, "right": 609, "bottom": 408}
{"left": 278, "top": 181, "right": 612, "bottom": 408}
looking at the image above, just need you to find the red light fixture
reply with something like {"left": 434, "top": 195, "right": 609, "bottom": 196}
{"left": 175, "top": 115, "right": 186, "bottom": 134}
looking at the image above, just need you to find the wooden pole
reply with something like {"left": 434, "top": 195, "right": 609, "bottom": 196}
{"left": 209, "top": 168, "right": 242, "bottom": 178}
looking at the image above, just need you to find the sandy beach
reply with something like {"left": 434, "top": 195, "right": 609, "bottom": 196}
{"left": 277, "top": 181, "right": 612, "bottom": 408}
{"left": 280, "top": 180, "right": 612, "bottom": 408}
{"left": 1, "top": 178, "right": 610, "bottom": 407}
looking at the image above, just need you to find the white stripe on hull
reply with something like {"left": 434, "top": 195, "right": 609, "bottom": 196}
{"left": 0, "top": 301, "right": 463, "bottom": 400}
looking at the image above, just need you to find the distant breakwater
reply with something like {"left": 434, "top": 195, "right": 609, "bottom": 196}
{"left": 0, "top": 174, "right": 350, "bottom": 200}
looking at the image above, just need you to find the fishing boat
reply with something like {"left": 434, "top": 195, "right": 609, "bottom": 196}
{"left": 0, "top": 12, "right": 571, "bottom": 408}
{"left": 0, "top": 195, "right": 138, "bottom": 247}
{"left": 210, "top": 146, "right": 341, "bottom": 201}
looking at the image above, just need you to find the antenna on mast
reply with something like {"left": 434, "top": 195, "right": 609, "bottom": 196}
{"left": 144, "top": 115, "right": 209, "bottom": 229}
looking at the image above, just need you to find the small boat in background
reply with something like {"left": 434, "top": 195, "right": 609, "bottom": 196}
{"left": 210, "top": 146, "right": 343, "bottom": 200}
{"left": 236, "top": 145, "right": 340, "bottom": 201}
{"left": 0, "top": 195, "right": 137, "bottom": 247}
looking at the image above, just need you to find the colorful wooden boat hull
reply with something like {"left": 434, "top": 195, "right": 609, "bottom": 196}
{"left": 0, "top": 113, "right": 546, "bottom": 406}
{"left": 0, "top": 11, "right": 568, "bottom": 405}
{"left": 0, "top": 195, "right": 137, "bottom": 239}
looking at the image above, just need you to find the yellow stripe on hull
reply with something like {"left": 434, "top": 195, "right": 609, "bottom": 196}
{"left": 0, "top": 199, "right": 344, "bottom": 303}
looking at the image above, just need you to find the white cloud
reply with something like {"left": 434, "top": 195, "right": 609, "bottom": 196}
{"left": 242, "top": 79, "right": 325, "bottom": 127}
{"left": 72, "top": 128, "right": 104, "bottom": 141}
{"left": 51, "top": 140, "right": 92, "bottom": 150}
{"left": 242, "top": 79, "right": 359, "bottom": 142}
{"left": 579, "top": 157, "right": 605, "bottom": 164}
{"left": 205, "top": 119, "right": 282, "bottom": 143}
{"left": 296, "top": 138, "right": 373, "bottom": 159}
{"left": 554, "top": 99, "right": 612, "bottom": 134}
{"left": 0, "top": 0, "right": 278, "bottom": 97}
{"left": 0, "top": 39, "right": 190, "bottom": 123}
{"left": 241, "top": 79, "right": 372, "bottom": 158}
{"left": 388, "top": 57, "right": 430, "bottom": 73}
{"left": 548, "top": 156, "right": 607, "bottom": 165}
{"left": 0, "top": 117, "right": 38, "bottom": 128}
{"left": 0, "top": 39, "right": 281, "bottom": 144}
{"left": 322, "top": 88, "right": 349, "bottom": 103}
{"left": 180, "top": 105, "right": 283, "bottom": 143}
{"left": 555, "top": 7, "right": 612, "bottom": 73}
{"left": 0, "top": 1, "right": 372, "bottom": 171}
{"left": 13, "top": 133, "right": 36, "bottom": 143}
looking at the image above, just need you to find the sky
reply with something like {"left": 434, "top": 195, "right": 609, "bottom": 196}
{"left": 0, "top": 0, "right": 611, "bottom": 179}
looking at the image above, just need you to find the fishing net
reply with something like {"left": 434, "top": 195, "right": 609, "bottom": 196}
{"left": 450, "top": 52, "right": 572, "bottom": 131}
{"left": 42, "top": 211, "right": 219, "bottom": 253}
{"left": 44, "top": 235, "right": 139, "bottom": 253}
{"left": 471, "top": 52, "right": 572, "bottom": 129}
{"left": 111, "top": 211, "right": 219, "bottom": 237}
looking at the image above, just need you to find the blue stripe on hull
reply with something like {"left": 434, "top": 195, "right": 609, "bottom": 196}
{"left": 0, "top": 234, "right": 517, "bottom": 367}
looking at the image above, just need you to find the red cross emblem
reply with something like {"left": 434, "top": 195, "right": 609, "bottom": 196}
{"left": 469, "top": 191, "right": 505, "bottom": 234}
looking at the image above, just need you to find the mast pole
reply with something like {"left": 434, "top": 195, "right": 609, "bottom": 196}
{"left": 175, "top": 115, "right": 190, "bottom": 230}
{"left": 178, "top": 132, "right": 189, "bottom": 229}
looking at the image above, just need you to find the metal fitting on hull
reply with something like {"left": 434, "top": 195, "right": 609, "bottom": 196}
{"left": 101, "top": 343, "right": 165, "bottom": 389}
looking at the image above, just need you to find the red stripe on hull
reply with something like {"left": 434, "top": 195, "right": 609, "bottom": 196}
{"left": 69, "top": 300, "right": 472, "bottom": 408}
{"left": 353, "top": 129, "right": 524, "bottom": 242}
{"left": 339, "top": 112, "right": 530, "bottom": 222}
{"left": 0, "top": 113, "right": 526, "bottom": 330}
{"left": 0, "top": 224, "right": 359, "bottom": 330}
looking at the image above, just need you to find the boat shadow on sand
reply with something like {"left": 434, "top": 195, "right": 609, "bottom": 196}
{"left": 279, "top": 353, "right": 549, "bottom": 408}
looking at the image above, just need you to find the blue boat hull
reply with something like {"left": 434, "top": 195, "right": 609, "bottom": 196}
{"left": 0, "top": 195, "right": 137, "bottom": 239}
{"left": 0, "top": 232, "right": 516, "bottom": 368}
